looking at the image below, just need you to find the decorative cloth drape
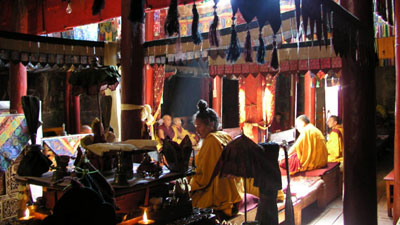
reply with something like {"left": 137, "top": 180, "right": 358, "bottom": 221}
{"left": 238, "top": 73, "right": 277, "bottom": 143}
{"left": 209, "top": 57, "right": 343, "bottom": 78}
{"left": 263, "top": 74, "right": 277, "bottom": 127}
{"left": 153, "top": 64, "right": 166, "bottom": 119}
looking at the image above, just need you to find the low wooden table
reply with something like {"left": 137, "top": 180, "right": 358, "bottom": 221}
{"left": 384, "top": 169, "right": 394, "bottom": 217}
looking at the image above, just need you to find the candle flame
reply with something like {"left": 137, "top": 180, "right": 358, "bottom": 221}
{"left": 23, "top": 208, "right": 30, "bottom": 219}
{"left": 143, "top": 210, "right": 148, "bottom": 222}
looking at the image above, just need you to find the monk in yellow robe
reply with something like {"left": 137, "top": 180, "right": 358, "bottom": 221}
{"left": 326, "top": 115, "right": 344, "bottom": 162}
{"left": 190, "top": 100, "right": 242, "bottom": 219}
{"left": 280, "top": 115, "right": 328, "bottom": 174}
{"left": 172, "top": 117, "right": 197, "bottom": 145}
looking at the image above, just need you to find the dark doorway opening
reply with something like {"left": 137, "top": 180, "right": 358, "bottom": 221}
{"left": 222, "top": 77, "right": 239, "bottom": 129}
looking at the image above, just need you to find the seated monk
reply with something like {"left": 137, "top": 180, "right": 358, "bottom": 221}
{"left": 190, "top": 100, "right": 242, "bottom": 220}
{"left": 80, "top": 125, "right": 92, "bottom": 134}
{"left": 280, "top": 115, "right": 328, "bottom": 174}
{"left": 172, "top": 117, "right": 197, "bottom": 145}
{"left": 157, "top": 114, "right": 177, "bottom": 141}
{"left": 270, "top": 112, "right": 284, "bottom": 133}
{"left": 326, "top": 115, "right": 344, "bottom": 162}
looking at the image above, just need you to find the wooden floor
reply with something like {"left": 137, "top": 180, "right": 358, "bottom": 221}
{"left": 298, "top": 150, "right": 395, "bottom": 225}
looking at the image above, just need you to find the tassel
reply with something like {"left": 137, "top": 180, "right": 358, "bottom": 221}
{"left": 270, "top": 36, "right": 279, "bottom": 70}
{"left": 226, "top": 21, "right": 241, "bottom": 63}
{"left": 295, "top": 0, "right": 301, "bottom": 31}
{"left": 257, "top": 31, "right": 265, "bottom": 64}
{"left": 191, "top": 3, "right": 202, "bottom": 45}
{"left": 164, "top": 0, "right": 180, "bottom": 36}
{"left": 322, "top": 3, "right": 329, "bottom": 48}
{"left": 244, "top": 30, "right": 253, "bottom": 62}
{"left": 209, "top": 6, "right": 220, "bottom": 47}
{"left": 129, "top": 0, "right": 145, "bottom": 23}
{"left": 92, "top": 0, "right": 105, "bottom": 16}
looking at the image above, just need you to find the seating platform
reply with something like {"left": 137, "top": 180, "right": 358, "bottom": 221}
{"left": 228, "top": 163, "right": 341, "bottom": 225}
{"left": 384, "top": 169, "right": 394, "bottom": 217}
{"left": 279, "top": 162, "right": 341, "bottom": 225}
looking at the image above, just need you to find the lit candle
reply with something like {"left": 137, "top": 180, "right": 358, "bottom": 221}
{"left": 19, "top": 208, "right": 34, "bottom": 221}
{"left": 138, "top": 209, "right": 154, "bottom": 224}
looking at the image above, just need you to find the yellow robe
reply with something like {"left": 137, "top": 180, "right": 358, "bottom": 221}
{"left": 172, "top": 125, "right": 196, "bottom": 145}
{"left": 292, "top": 123, "right": 328, "bottom": 172}
{"left": 327, "top": 124, "right": 344, "bottom": 162}
{"left": 190, "top": 131, "right": 243, "bottom": 216}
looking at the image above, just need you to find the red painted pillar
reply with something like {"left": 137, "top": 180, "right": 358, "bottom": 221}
{"left": 304, "top": 71, "right": 316, "bottom": 124}
{"left": 393, "top": 0, "right": 400, "bottom": 222}
{"left": 120, "top": 0, "right": 145, "bottom": 140}
{"left": 9, "top": 0, "right": 28, "bottom": 114}
{"left": 9, "top": 63, "right": 27, "bottom": 114}
{"left": 212, "top": 76, "right": 222, "bottom": 117}
{"left": 289, "top": 73, "right": 297, "bottom": 127}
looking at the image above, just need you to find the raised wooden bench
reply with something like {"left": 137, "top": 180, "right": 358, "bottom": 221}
{"left": 227, "top": 163, "right": 341, "bottom": 225}
{"left": 384, "top": 169, "right": 394, "bottom": 217}
{"left": 279, "top": 163, "right": 341, "bottom": 225}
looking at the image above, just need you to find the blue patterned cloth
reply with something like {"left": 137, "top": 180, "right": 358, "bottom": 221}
{"left": 0, "top": 114, "right": 30, "bottom": 172}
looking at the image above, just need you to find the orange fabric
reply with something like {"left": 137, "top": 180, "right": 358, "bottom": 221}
{"left": 327, "top": 124, "right": 344, "bottom": 162}
{"left": 290, "top": 124, "right": 328, "bottom": 174}
{"left": 190, "top": 131, "right": 242, "bottom": 216}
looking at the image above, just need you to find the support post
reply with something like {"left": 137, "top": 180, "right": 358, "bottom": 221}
{"left": 9, "top": 63, "right": 27, "bottom": 113}
{"left": 290, "top": 73, "right": 297, "bottom": 127}
{"left": 304, "top": 71, "right": 315, "bottom": 124}
{"left": 393, "top": 0, "right": 400, "bottom": 222}
{"left": 212, "top": 76, "right": 222, "bottom": 117}
{"left": 120, "top": 0, "right": 145, "bottom": 140}
{"left": 9, "top": 0, "right": 28, "bottom": 114}
{"left": 341, "top": 1, "right": 377, "bottom": 224}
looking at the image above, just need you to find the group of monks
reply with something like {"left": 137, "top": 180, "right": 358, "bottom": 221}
{"left": 280, "top": 114, "right": 344, "bottom": 174}
{"left": 157, "top": 104, "right": 345, "bottom": 221}
{"left": 157, "top": 114, "right": 197, "bottom": 146}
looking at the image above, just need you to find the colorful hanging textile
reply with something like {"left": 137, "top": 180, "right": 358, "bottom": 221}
{"left": 0, "top": 114, "right": 29, "bottom": 172}
{"left": 153, "top": 64, "right": 166, "bottom": 116}
{"left": 377, "top": 37, "right": 395, "bottom": 59}
{"left": 98, "top": 18, "right": 121, "bottom": 42}
{"left": 42, "top": 134, "right": 88, "bottom": 157}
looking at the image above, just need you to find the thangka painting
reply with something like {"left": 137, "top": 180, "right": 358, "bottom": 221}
{"left": 0, "top": 114, "right": 30, "bottom": 172}
{"left": 98, "top": 18, "right": 121, "bottom": 42}
{"left": 42, "top": 134, "right": 88, "bottom": 157}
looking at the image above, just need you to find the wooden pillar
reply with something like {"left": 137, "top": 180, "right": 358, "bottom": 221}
{"left": 341, "top": 1, "right": 377, "bottom": 224}
{"left": 65, "top": 72, "right": 80, "bottom": 134}
{"left": 120, "top": 0, "right": 145, "bottom": 140}
{"left": 9, "top": 0, "right": 28, "bottom": 114}
{"left": 393, "top": 0, "right": 400, "bottom": 222}
{"left": 304, "top": 71, "right": 315, "bottom": 124}
{"left": 9, "top": 63, "right": 27, "bottom": 113}
{"left": 73, "top": 96, "right": 80, "bottom": 134}
{"left": 212, "top": 76, "right": 222, "bottom": 117}
{"left": 289, "top": 73, "right": 297, "bottom": 127}
{"left": 65, "top": 72, "right": 71, "bottom": 132}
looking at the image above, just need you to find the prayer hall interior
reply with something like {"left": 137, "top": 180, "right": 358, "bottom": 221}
{"left": 0, "top": 0, "right": 399, "bottom": 224}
